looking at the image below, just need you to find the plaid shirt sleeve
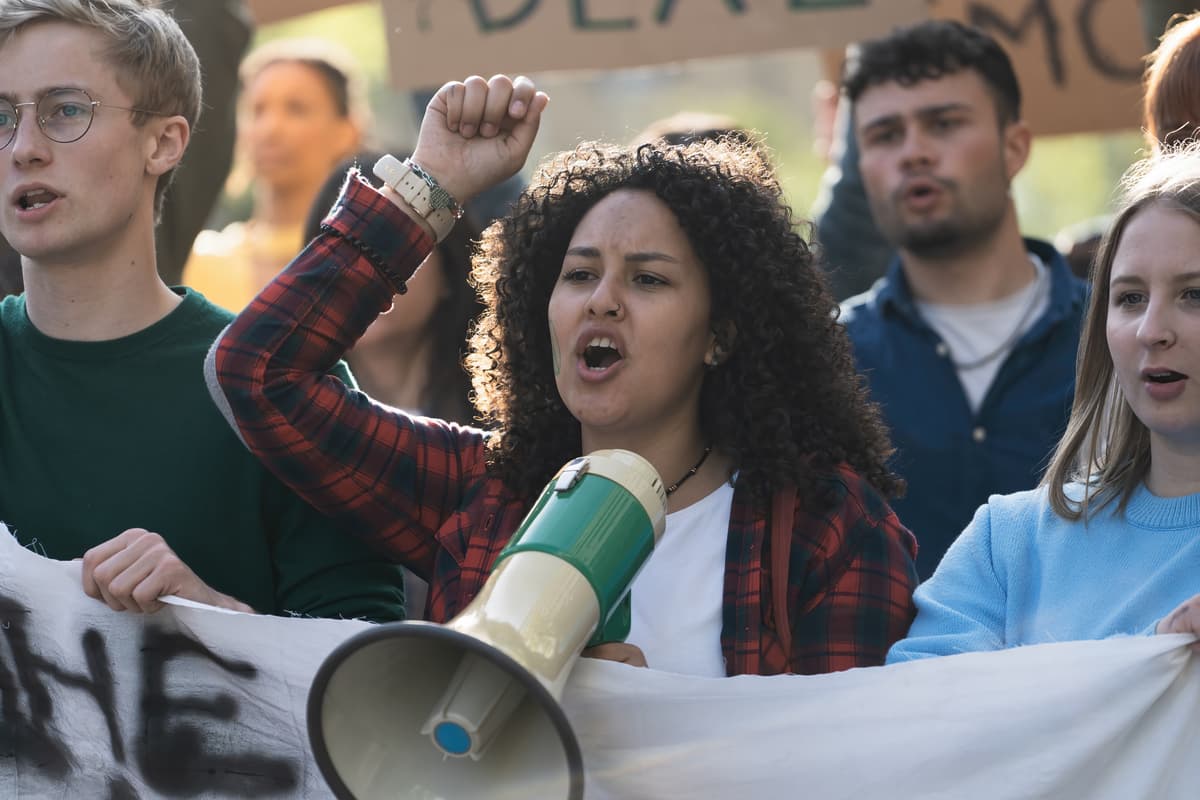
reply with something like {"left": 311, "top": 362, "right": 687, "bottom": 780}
{"left": 786, "top": 466, "right": 919, "bottom": 673}
{"left": 210, "top": 175, "right": 489, "bottom": 575}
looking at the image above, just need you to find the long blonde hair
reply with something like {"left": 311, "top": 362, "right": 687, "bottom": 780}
{"left": 1044, "top": 144, "right": 1200, "bottom": 519}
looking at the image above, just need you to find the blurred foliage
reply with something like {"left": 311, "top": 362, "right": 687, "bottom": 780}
{"left": 254, "top": 3, "right": 388, "bottom": 83}
{"left": 1015, "top": 131, "right": 1146, "bottom": 239}
{"left": 238, "top": 1, "right": 1143, "bottom": 244}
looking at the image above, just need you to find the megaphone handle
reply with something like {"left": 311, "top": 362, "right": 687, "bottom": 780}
{"left": 588, "top": 592, "right": 631, "bottom": 646}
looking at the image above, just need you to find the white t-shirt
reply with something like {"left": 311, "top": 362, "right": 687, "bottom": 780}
{"left": 626, "top": 481, "right": 734, "bottom": 677}
{"left": 915, "top": 254, "right": 1050, "bottom": 413}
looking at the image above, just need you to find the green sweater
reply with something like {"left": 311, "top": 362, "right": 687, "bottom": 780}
{"left": 0, "top": 289, "right": 405, "bottom": 621}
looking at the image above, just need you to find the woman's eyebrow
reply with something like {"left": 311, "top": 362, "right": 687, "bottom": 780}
{"left": 626, "top": 251, "right": 679, "bottom": 264}
{"left": 564, "top": 246, "right": 679, "bottom": 264}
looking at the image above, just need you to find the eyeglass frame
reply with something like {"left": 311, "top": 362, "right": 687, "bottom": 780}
{"left": 0, "top": 87, "right": 166, "bottom": 150}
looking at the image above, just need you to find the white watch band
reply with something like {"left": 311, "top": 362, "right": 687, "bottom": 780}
{"left": 372, "top": 154, "right": 457, "bottom": 242}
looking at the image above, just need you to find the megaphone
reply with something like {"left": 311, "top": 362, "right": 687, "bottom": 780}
{"left": 307, "top": 449, "right": 667, "bottom": 799}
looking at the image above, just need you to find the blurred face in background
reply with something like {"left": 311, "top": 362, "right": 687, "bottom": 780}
{"left": 855, "top": 70, "right": 1028, "bottom": 259}
{"left": 355, "top": 249, "right": 447, "bottom": 348}
{"left": 242, "top": 60, "right": 358, "bottom": 195}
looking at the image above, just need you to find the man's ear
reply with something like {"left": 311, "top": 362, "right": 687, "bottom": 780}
{"left": 705, "top": 320, "right": 738, "bottom": 367}
{"left": 1002, "top": 119, "right": 1032, "bottom": 182}
{"left": 145, "top": 115, "right": 190, "bottom": 177}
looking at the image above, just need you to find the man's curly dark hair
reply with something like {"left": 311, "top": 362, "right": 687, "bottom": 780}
{"left": 842, "top": 19, "right": 1021, "bottom": 126}
{"left": 468, "top": 138, "right": 903, "bottom": 509}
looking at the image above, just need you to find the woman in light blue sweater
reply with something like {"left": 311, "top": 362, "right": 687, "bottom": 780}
{"left": 890, "top": 145, "right": 1200, "bottom": 663}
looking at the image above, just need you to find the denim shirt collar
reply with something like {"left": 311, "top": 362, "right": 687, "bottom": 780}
{"left": 873, "top": 237, "right": 1086, "bottom": 342}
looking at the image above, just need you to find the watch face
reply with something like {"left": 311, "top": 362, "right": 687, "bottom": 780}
{"left": 373, "top": 154, "right": 406, "bottom": 186}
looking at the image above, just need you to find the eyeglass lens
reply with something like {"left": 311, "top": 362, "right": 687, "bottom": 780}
{"left": 0, "top": 88, "right": 95, "bottom": 147}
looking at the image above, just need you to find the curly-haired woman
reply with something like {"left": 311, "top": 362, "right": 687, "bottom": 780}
{"left": 210, "top": 75, "right": 917, "bottom": 676}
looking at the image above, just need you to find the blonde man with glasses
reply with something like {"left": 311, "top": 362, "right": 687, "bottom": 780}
{"left": 0, "top": 0, "right": 405, "bottom": 621}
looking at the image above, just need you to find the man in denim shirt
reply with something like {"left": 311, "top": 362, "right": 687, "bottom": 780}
{"left": 839, "top": 20, "right": 1088, "bottom": 579}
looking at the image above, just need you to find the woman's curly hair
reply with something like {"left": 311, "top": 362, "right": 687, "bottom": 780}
{"left": 468, "top": 138, "right": 902, "bottom": 509}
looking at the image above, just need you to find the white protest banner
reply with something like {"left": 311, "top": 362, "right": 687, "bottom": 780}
{"left": 3, "top": 526, "right": 1199, "bottom": 798}
{"left": 573, "top": 636, "right": 1200, "bottom": 799}
{"left": 0, "top": 527, "right": 372, "bottom": 797}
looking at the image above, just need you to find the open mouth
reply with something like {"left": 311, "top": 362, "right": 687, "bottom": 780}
{"left": 1144, "top": 370, "right": 1187, "bottom": 384}
{"left": 902, "top": 179, "right": 942, "bottom": 203}
{"left": 17, "top": 188, "right": 58, "bottom": 210}
{"left": 582, "top": 337, "right": 623, "bottom": 370}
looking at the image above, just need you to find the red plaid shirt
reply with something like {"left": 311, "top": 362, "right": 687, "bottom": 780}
{"left": 210, "top": 176, "right": 918, "bottom": 676}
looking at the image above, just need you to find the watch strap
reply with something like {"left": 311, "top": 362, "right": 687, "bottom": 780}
{"left": 372, "top": 154, "right": 460, "bottom": 242}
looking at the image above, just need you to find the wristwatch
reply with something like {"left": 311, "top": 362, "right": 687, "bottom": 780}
{"left": 372, "top": 154, "right": 464, "bottom": 242}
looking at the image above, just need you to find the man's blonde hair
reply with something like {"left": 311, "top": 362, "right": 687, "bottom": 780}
{"left": 0, "top": 0, "right": 202, "bottom": 218}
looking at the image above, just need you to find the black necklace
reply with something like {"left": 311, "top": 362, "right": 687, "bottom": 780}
{"left": 665, "top": 446, "right": 713, "bottom": 496}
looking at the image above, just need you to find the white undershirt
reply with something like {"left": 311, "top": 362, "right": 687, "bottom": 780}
{"left": 626, "top": 481, "right": 734, "bottom": 677}
{"left": 915, "top": 254, "right": 1050, "bottom": 413}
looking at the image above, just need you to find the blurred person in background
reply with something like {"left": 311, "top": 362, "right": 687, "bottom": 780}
{"left": 1140, "top": 0, "right": 1200, "bottom": 62}
{"left": 1144, "top": 10, "right": 1200, "bottom": 149}
{"left": 810, "top": 78, "right": 840, "bottom": 164}
{"left": 183, "top": 37, "right": 365, "bottom": 311}
{"left": 632, "top": 110, "right": 758, "bottom": 150}
{"left": 1053, "top": 215, "right": 1108, "bottom": 280}
{"left": 303, "top": 152, "right": 482, "bottom": 427}
{"left": 839, "top": 20, "right": 1088, "bottom": 580}
{"left": 1049, "top": 8, "right": 1200, "bottom": 288}
{"left": 304, "top": 151, "right": 486, "bottom": 619}
{"left": 155, "top": 0, "right": 251, "bottom": 284}
{"left": 810, "top": 78, "right": 895, "bottom": 301}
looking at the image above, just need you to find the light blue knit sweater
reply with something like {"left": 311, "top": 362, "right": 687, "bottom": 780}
{"left": 888, "top": 482, "right": 1200, "bottom": 663}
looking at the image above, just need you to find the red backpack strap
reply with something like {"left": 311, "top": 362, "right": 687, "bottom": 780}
{"left": 770, "top": 484, "right": 797, "bottom": 671}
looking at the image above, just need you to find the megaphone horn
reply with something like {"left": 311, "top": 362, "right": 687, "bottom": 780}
{"left": 308, "top": 449, "right": 667, "bottom": 800}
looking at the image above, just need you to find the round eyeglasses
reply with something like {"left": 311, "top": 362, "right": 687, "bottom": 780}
{"left": 0, "top": 87, "right": 164, "bottom": 149}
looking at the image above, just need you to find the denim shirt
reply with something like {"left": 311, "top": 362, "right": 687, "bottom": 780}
{"left": 840, "top": 238, "right": 1089, "bottom": 579}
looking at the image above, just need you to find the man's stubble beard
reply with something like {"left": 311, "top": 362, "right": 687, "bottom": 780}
{"left": 876, "top": 179, "right": 1010, "bottom": 262}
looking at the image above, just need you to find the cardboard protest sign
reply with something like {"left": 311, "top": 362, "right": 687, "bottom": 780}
{"left": 247, "top": 0, "right": 360, "bottom": 25}
{"left": 930, "top": 0, "right": 1147, "bottom": 135}
{"left": 245, "top": 0, "right": 1146, "bottom": 134}
{"left": 375, "top": 0, "right": 927, "bottom": 91}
